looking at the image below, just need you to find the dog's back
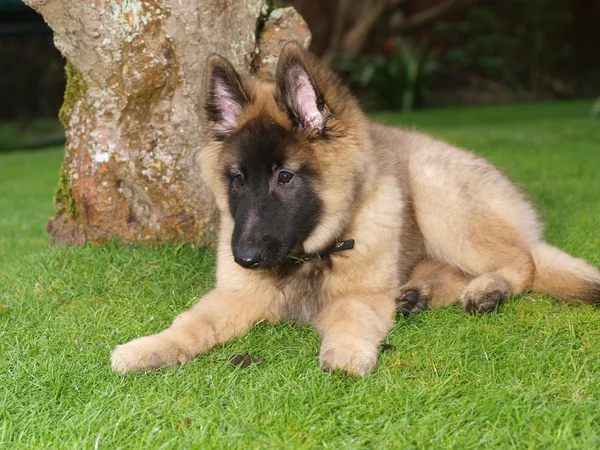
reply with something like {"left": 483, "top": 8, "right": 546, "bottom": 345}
{"left": 365, "top": 122, "right": 600, "bottom": 312}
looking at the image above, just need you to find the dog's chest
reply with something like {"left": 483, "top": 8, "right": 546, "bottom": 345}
{"left": 279, "top": 261, "right": 328, "bottom": 323}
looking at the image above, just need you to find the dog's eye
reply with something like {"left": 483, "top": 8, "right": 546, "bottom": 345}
{"left": 232, "top": 173, "right": 245, "bottom": 186}
{"left": 277, "top": 171, "right": 294, "bottom": 185}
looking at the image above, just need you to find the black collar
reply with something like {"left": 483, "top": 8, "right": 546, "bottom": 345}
{"left": 286, "top": 239, "right": 355, "bottom": 264}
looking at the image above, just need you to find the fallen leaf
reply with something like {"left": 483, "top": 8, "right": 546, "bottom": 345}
{"left": 229, "top": 354, "right": 264, "bottom": 368}
{"left": 380, "top": 343, "right": 396, "bottom": 352}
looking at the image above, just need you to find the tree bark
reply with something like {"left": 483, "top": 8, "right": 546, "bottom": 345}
{"left": 24, "top": 0, "right": 310, "bottom": 246}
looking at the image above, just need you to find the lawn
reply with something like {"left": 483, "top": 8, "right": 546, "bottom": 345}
{"left": 1, "top": 101, "right": 600, "bottom": 449}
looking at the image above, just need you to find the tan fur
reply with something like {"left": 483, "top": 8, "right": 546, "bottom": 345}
{"left": 532, "top": 243, "right": 600, "bottom": 303}
{"left": 399, "top": 260, "right": 473, "bottom": 309}
{"left": 111, "top": 42, "right": 600, "bottom": 376}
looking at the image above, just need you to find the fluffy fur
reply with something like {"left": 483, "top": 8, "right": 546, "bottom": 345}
{"left": 111, "top": 42, "right": 600, "bottom": 377}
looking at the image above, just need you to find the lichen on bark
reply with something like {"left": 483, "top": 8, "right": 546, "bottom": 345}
{"left": 58, "top": 61, "right": 87, "bottom": 128}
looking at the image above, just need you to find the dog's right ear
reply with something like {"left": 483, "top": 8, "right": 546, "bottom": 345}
{"left": 276, "top": 42, "right": 328, "bottom": 133}
{"left": 202, "top": 54, "right": 250, "bottom": 136}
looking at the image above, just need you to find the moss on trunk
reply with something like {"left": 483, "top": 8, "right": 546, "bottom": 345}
{"left": 54, "top": 163, "right": 77, "bottom": 221}
{"left": 58, "top": 61, "right": 87, "bottom": 128}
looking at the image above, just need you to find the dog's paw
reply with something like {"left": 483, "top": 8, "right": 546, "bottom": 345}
{"left": 110, "top": 333, "right": 184, "bottom": 375}
{"left": 463, "top": 290, "right": 506, "bottom": 314}
{"left": 319, "top": 334, "right": 378, "bottom": 376}
{"left": 396, "top": 289, "right": 429, "bottom": 317}
{"left": 460, "top": 275, "right": 508, "bottom": 314}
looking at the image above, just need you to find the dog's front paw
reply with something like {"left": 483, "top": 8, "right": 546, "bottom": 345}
{"left": 110, "top": 333, "right": 185, "bottom": 375}
{"left": 319, "top": 334, "right": 379, "bottom": 377}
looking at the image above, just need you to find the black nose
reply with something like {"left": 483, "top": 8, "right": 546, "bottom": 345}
{"left": 234, "top": 246, "right": 263, "bottom": 269}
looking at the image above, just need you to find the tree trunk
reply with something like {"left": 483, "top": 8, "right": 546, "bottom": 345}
{"left": 24, "top": 0, "right": 310, "bottom": 246}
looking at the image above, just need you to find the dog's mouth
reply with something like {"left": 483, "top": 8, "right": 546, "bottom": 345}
{"left": 232, "top": 243, "right": 298, "bottom": 271}
{"left": 233, "top": 240, "right": 355, "bottom": 270}
{"left": 233, "top": 258, "right": 289, "bottom": 272}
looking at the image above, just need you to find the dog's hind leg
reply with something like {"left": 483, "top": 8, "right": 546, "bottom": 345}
{"left": 397, "top": 260, "right": 473, "bottom": 315}
{"left": 398, "top": 240, "right": 536, "bottom": 315}
{"left": 459, "top": 249, "right": 534, "bottom": 314}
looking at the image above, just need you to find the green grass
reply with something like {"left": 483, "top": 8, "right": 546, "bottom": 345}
{"left": 2, "top": 101, "right": 600, "bottom": 449}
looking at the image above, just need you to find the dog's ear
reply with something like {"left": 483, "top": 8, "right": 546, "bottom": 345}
{"left": 202, "top": 54, "right": 250, "bottom": 136}
{"left": 276, "top": 42, "right": 331, "bottom": 132}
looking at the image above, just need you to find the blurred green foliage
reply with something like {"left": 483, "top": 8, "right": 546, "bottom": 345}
{"left": 0, "top": 120, "right": 64, "bottom": 151}
{"left": 433, "top": 0, "right": 574, "bottom": 92}
{"left": 336, "top": 38, "right": 438, "bottom": 111}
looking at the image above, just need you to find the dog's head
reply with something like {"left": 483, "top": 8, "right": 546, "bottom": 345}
{"left": 199, "top": 42, "right": 367, "bottom": 270}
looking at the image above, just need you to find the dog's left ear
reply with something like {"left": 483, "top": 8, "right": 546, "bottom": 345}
{"left": 276, "top": 42, "right": 331, "bottom": 132}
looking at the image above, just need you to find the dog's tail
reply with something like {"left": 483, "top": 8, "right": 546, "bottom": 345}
{"left": 531, "top": 243, "right": 600, "bottom": 304}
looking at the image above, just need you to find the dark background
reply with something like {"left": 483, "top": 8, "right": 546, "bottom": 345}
{"left": 1, "top": 0, "right": 599, "bottom": 122}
